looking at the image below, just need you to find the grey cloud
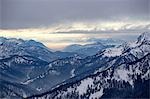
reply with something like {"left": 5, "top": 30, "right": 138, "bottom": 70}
{"left": 0, "top": 0, "right": 2, "bottom": 28}
{"left": 1, "top": 0, "right": 149, "bottom": 29}
{"left": 40, "top": 38, "right": 88, "bottom": 44}
{"left": 54, "top": 23, "right": 150, "bottom": 33}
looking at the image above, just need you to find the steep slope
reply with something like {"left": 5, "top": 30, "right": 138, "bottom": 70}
{"left": 1, "top": 32, "right": 149, "bottom": 99}
{"left": 0, "top": 54, "right": 83, "bottom": 97}
{"left": 0, "top": 37, "right": 85, "bottom": 62}
{"left": 0, "top": 79, "right": 39, "bottom": 99}
{"left": 0, "top": 55, "right": 49, "bottom": 83}
{"left": 22, "top": 55, "right": 83, "bottom": 92}
{"left": 0, "top": 37, "right": 56, "bottom": 62}
{"left": 0, "top": 37, "right": 86, "bottom": 98}
{"left": 27, "top": 54, "right": 150, "bottom": 99}
{"left": 0, "top": 55, "right": 49, "bottom": 98}
{"left": 25, "top": 32, "right": 150, "bottom": 93}
{"left": 54, "top": 51, "right": 86, "bottom": 59}
{"left": 27, "top": 32, "right": 150, "bottom": 99}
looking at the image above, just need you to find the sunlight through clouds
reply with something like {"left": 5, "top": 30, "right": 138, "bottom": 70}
{"left": 0, "top": 21, "right": 149, "bottom": 50}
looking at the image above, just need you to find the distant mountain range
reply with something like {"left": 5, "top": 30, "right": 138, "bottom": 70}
{"left": 0, "top": 37, "right": 86, "bottom": 62}
{"left": 0, "top": 36, "right": 117, "bottom": 98}
{"left": 63, "top": 40, "right": 120, "bottom": 56}
{"left": 0, "top": 32, "right": 149, "bottom": 99}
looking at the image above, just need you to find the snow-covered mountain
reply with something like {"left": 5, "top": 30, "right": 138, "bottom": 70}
{"left": 30, "top": 54, "right": 149, "bottom": 99}
{"left": 63, "top": 42, "right": 115, "bottom": 56}
{"left": 0, "top": 37, "right": 86, "bottom": 98}
{"left": 0, "top": 32, "right": 149, "bottom": 99}
{"left": 0, "top": 55, "right": 49, "bottom": 98}
{"left": 0, "top": 37, "right": 85, "bottom": 62}
{"left": 27, "top": 32, "right": 150, "bottom": 99}
{"left": 0, "top": 37, "right": 55, "bottom": 62}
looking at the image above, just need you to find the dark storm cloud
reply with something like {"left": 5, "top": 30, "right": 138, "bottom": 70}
{"left": 1, "top": 0, "right": 149, "bottom": 29}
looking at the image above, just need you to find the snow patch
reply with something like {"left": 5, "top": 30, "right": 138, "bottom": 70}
{"left": 49, "top": 70, "right": 60, "bottom": 75}
{"left": 21, "top": 78, "right": 36, "bottom": 85}
{"left": 48, "top": 64, "right": 52, "bottom": 68}
{"left": 117, "top": 69, "right": 130, "bottom": 82}
{"left": 36, "top": 88, "right": 43, "bottom": 91}
{"left": 89, "top": 88, "right": 104, "bottom": 99}
{"left": 114, "top": 69, "right": 133, "bottom": 86}
{"left": 142, "top": 70, "right": 150, "bottom": 80}
{"left": 76, "top": 78, "right": 94, "bottom": 95}
{"left": 104, "top": 47, "right": 122, "bottom": 57}
{"left": 70, "top": 69, "right": 75, "bottom": 77}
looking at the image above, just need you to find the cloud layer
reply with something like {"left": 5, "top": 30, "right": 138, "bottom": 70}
{"left": 0, "top": 0, "right": 149, "bottom": 50}
{"left": 1, "top": 0, "right": 149, "bottom": 29}
{"left": 0, "top": 23, "right": 147, "bottom": 50}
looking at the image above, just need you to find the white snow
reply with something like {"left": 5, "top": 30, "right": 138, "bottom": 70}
{"left": 49, "top": 70, "right": 60, "bottom": 75}
{"left": 48, "top": 64, "right": 52, "bottom": 67}
{"left": 104, "top": 47, "right": 122, "bottom": 57}
{"left": 76, "top": 78, "right": 94, "bottom": 95}
{"left": 94, "top": 67, "right": 103, "bottom": 74}
{"left": 89, "top": 88, "right": 104, "bottom": 99}
{"left": 67, "top": 87, "right": 74, "bottom": 93}
{"left": 142, "top": 70, "right": 150, "bottom": 80}
{"left": 70, "top": 69, "right": 75, "bottom": 77}
{"left": 130, "top": 48, "right": 142, "bottom": 57}
{"left": 135, "top": 68, "right": 142, "bottom": 75}
{"left": 128, "top": 42, "right": 139, "bottom": 47}
{"left": 22, "top": 91, "right": 27, "bottom": 98}
{"left": 137, "top": 32, "right": 150, "bottom": 43}
{"left": 114, "top": 69, "right": 133, "bottom": 86}
{"left": 117, "top": 70, "right": 129, "bottom": 82}
{"left": 15, "top": 57, "right": 26, "bottom": 64}
{"left": 36, "top": 88, "right": 43, "bottom": 91}
{"left": 21, "top": 78, "right": 36, "bottom": 85}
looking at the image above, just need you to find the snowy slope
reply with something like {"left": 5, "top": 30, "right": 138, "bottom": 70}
{"left": 1, "top": 32, "right": 149, "bottom": 99}
{"left": 27, "top": 32, "right": 150, "bottom": 99}
{"left": 32, "top": 54, "right": 149, "bottom": 99}
{"left": 0, "top": 37, "right": 85, "bottom": 62}
{"left": 0, "top": 37, "right": 57, "bottom": 62}
{"left": 23, "top": 32, "right": 150, "bottom": 95}
{"left": 0, "top": 55, "right": 49, "bottom": 98}
{"left": 0, "top": 37, "right": 85, "bottom": 98}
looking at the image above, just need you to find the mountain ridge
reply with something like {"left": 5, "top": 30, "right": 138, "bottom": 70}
{"left": 26, "top": 53, "right": 150, "bottom": 99}
{"left": 25, "top": 32, "right": 150, "bottom": 99}
{"left": 0, "top": 32, "right": 149, "bottom": 99}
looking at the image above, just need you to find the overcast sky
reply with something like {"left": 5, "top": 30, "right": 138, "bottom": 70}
{"left": 0, "top": 0, "right": 149, "bottom": 50}
{"left": 1, "top": 0, "right": 149, "bottom": 29}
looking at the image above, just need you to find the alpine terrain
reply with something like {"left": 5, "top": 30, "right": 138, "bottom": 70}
{"left": 0, "top": 32, "right": 149, "bottom": 99}
{"left": 27, "top": 32, "right": 150, "bottom": 99}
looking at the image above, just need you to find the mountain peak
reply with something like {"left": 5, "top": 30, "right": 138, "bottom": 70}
{"left": 24, "top": 39, "right": 46, "bottom": 48}
{"left": 0, "top": 37, "right": 46, "bottom": 48}
{"left": 137, "top": 32, "right": 150, "bottom": 44}
{"left": 0, "top": 37, "right": 24, "bottom": 45}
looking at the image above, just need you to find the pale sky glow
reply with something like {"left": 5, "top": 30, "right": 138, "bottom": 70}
{"left": 1, "top": 21, "right": 149, "bottom": 50}
{"left": 0, "top": 30, "right": 140, "bottom": 50}
{"left": 0, "top": 21, "right": 149, "bottom": 50}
